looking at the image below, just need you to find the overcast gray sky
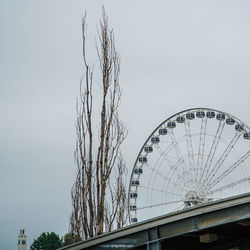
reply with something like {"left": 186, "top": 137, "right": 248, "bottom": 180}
{"left": 1, "top": 0, "right": 250, "bottom": 249}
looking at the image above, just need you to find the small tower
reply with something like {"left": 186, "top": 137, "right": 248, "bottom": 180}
{"left": 17, "top": 228, "right": 27, "bottom": 250}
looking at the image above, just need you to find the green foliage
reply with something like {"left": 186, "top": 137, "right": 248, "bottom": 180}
{"left": 63, "top": 233, "right": 82, "bottom": 246}
{"left": 30, "top": 232, "right": 63, "bottom": 250}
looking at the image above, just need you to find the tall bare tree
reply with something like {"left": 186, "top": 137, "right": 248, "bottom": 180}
{"left": 69, "top": 8, "right": 128, "bottom": 241}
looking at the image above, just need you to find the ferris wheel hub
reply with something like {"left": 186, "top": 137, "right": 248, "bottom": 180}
{"left": 184, "top": 191, "right": 204, "bottom": 207}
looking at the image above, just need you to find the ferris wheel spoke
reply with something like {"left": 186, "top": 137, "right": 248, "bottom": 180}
{"left": 136, "top": 199, "right": 183, "bottom": 211}
{"left": 168, "top": 129, "right": 185, "bottom": 171}
{"left": 150, "top": 156, "right": 175, "bottom": 197}
{"left": 172, "top": 203, "right": 185, "bottom": 212}
{"left": 165, "top": 158, "right": 187, "bottom": 192}
{"left": 201, "top": 121, "right": 226, "bottom": 182}
{"left": 205, "top": 131, "right": 243, "bottom": 187}
{"left": 148, "top": 154, "right": 186, "bottom": 205}
{"left": 197, "top": 117, "right": 207, "bottom": 180}
{"left": 207, "top": 177, "right": 250, "bottom": 196}
{"left": 139, "top": 185, "right": 183, "bottom": 197}
{"left": 154, "top": 144, "right": 175, "bottom": 169}
{"left": 153, "top": 139, "right": 184, "bottom": 170}
{"left": 184, "top": 119, "right": 195, "bottom": 180}
{"left": 161, "top": 150, "right": 187, "bottom": 174}
{"left": 145, "top": 164, "right": 188, "bottom": 193}
{"left": 207, "top": 150, "right": 250, "bottom": 189}
{"left": 148, "top": 143, "right": 178, "bottom": 191}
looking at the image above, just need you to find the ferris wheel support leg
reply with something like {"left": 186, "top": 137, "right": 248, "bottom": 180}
{"left": 146, "top": 227, "right": 162, "bottom": 250}
{"left": 147, "top": 240, "right": 161, "bottom": 250}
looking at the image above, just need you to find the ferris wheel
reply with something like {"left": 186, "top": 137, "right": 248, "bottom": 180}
{"left": 128, "top": 108, "right": 250, "bottom": 223}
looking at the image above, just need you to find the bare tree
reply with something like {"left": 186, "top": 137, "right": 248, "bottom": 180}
{"left": 69, "top": 8, "right": 128, "bottom": 241}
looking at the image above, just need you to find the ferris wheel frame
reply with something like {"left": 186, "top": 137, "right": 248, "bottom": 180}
{"left": 128, "top": 107, "right": 250, "bottom": 224}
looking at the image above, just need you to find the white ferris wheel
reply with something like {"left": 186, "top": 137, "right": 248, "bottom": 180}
{"left": 128, "top": 108, "right": 250, "bottom": 223}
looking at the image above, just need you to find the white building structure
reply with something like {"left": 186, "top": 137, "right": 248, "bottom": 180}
{"left": 17, "top": 228, "right": 27, "bottom": 250}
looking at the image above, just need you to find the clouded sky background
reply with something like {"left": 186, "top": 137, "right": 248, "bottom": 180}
{"left": 1, "top": 0, "right": 250, "bottom": 249}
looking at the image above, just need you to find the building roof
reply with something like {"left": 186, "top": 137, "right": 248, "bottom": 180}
{"left": 60, "top": 192, "right": 250, "bottom": 250}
